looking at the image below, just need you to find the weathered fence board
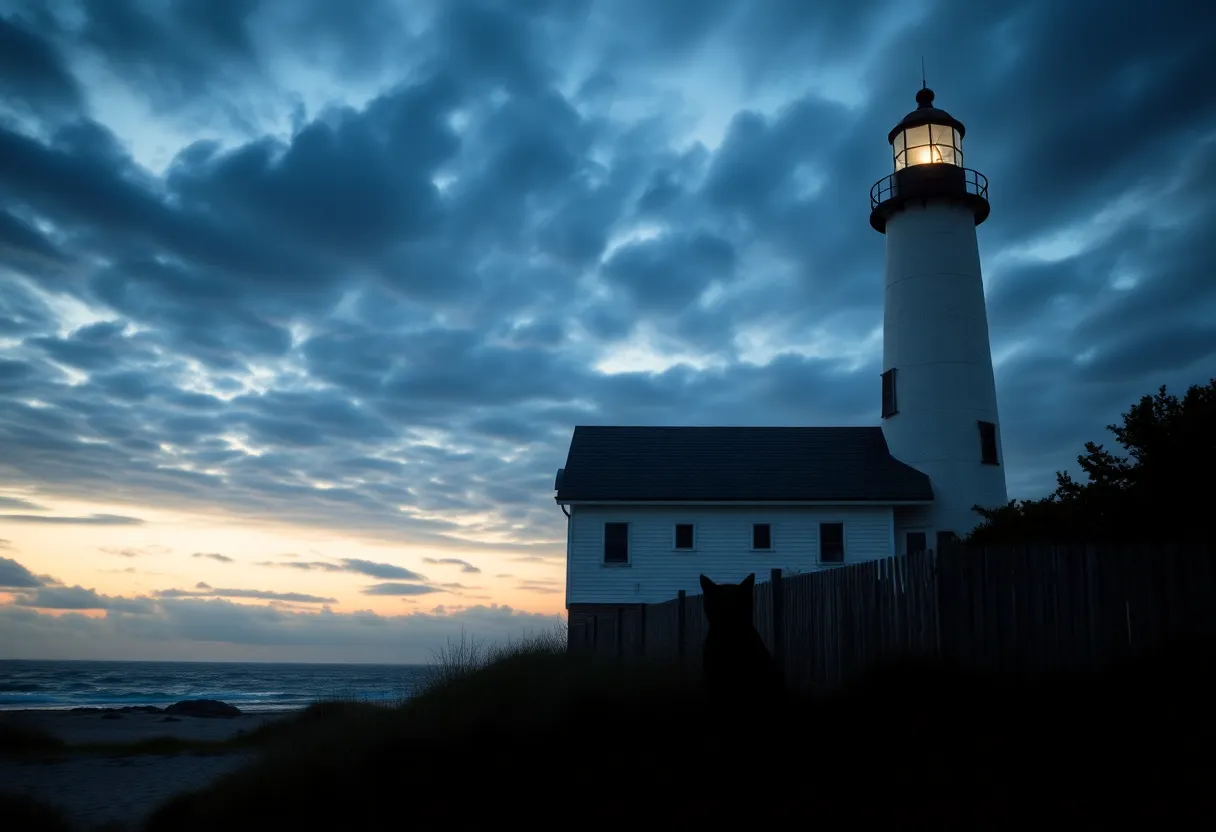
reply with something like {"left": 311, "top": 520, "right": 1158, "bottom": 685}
{"left": 572, "top": 542, "right": 1216, "bottom": 690}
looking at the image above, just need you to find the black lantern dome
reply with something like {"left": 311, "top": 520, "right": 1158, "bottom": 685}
{"left": 869, "top": 87, "right": 989, "bottom": 233}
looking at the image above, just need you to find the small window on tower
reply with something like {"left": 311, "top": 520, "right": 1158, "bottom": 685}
{"left": 978, "top": 420, "right": 999, "bottom": 465}
{"left": 881, "top": 368, "right": 898, "bottom": 419}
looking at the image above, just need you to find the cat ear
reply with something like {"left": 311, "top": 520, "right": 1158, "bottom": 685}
{"left": 741, "top": 573, "right": 755, "bottom": 590}
{"left": 699, "top": 574, "right": 715, "bottom": 593}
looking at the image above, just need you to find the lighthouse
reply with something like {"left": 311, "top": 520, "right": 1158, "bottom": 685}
{"left": 870, "top": 86, "right": 1008, "bottom": 548}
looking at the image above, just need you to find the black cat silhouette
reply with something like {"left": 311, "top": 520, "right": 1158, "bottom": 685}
{"left": 700, "top": 573, "right": 784, "bottom": 708}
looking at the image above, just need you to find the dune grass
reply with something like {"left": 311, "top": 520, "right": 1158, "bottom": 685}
{"left": 133, "top": 629, "right": 1216, "bottom": 828}
{"left": 6, "top": 625, "right": 1214, "bottom": 827}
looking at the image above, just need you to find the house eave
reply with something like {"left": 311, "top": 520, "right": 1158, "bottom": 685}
{"left": 554, "top": 498, "right": 933, "bottom": 507}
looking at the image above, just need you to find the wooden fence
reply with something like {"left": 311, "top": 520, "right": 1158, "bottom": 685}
{"left": 567, "top": 542, "right": 1216, "bottom": 690}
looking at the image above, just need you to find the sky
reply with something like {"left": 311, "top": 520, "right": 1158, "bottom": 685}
{"left": 0, "top": 0, "right": 1213, "bottom": 664}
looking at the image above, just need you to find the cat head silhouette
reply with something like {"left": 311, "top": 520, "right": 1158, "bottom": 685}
{"left": 699, "top": 573, "right": 756, "bottom": 628}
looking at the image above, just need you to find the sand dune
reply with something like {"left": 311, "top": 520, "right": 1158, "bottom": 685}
{"left": 0, "top": 709, "right": 294, "bottom": 830}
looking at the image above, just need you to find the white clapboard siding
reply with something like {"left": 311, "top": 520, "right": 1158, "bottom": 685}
{"left": 566, "top": 504, "right": 894, "bottom": 606}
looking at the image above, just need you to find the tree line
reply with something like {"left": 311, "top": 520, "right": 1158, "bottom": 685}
{"left": 966, "top": 377, "right": 1216, "bottom": 546}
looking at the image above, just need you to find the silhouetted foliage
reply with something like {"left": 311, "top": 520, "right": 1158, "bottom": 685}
{"left": 968, "top": 378, "right": 1216, "bottom": 545}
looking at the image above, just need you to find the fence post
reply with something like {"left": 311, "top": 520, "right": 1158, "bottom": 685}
{"left": 677, "top": 590, "right": 687, "bottom": 668}
{"left": 638, "top": 603, "right": 647, "bottom": 659}
{"left": 929, "top": 548, "right": 943, "bottom": 658}
{"left": 590, "top": 614, "right": 598, "bottom": 653}
{"left": 615, "top": 606, "right": 624, "bottom": 659}
{"left": 771, "top": 567, "right": 785, "bottom": 679}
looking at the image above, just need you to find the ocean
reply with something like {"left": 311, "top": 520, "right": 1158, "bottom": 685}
{"left": 0, "top": 660, "right": 432, "bottom": 712}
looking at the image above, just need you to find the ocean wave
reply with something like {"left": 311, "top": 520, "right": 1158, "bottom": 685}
{"left": 0, "top": 660, "right": 429, "bottom": 711}
{"left": 0, "top": 682, "right": 46, "bottom": 693}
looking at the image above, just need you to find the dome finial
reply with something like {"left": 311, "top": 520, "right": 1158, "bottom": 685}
{"left": 915, "top": 86, "right": 934, "bottom": 108}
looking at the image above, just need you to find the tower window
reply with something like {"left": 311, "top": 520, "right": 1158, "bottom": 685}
{"left": 881, "top": 368, "right": 898, "bottom": 419}
{"left": 603, "top": 522, "right": 629, "bottom": 564}
{"left": 977, "top": 420, "right": 999, "bottom": 465}
{"left": 819, "top": 523, "right": 845, "bottom": 563}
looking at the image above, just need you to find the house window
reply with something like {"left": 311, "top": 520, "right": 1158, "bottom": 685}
{"left": 906, "top": 531, "right": 927, "bottom": 554}
{"left": 674, "top": 523, "right": 695, "bottom": 550}
{"left": 751, "top": 523, "right": 772, "bottom": 550}
{"left": 936, "top": 530, "right": 957, "bottom": 552}
{"left": 978, "top": 420, "right": 999, "bottom": 465}
{"left": 819, "top": 522, "right": 845, "bottom": 563}
{"left": 603, "top": 522, "right": 629, "bottom": 564}
{"left": 881, "top": 368, "right": 898, "bottom": 419}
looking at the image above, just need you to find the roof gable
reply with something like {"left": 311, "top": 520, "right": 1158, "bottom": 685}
{"left": 555, "top": 426, "right": 933, "bottom": 503}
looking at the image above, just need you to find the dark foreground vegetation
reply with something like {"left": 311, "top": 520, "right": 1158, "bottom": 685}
{"left": 149, "top": 633, "right": 1216, "bottom": 826}
{"left": 968, "top": 377, "right": 1215, "bottom": 545}
{"left": 3, "top": 627, "right": 1215, "bottom": 829}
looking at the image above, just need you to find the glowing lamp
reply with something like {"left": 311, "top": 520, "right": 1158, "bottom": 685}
{"left": 891, "top": 88, "right": 964, "bottom": 170}
{"left": 869, "top": 86, "right": 988, "bottom": 233}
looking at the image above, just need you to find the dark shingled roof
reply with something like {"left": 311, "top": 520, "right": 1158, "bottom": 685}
{"left": 555, "top": 426, "right": 933, "bottom": 503}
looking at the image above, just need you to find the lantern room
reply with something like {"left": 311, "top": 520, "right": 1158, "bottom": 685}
{"left": 869, "top": 86, "right": 989, "bottom": 234}
{"left": 890, "top": 87, "right": 966, "bottom": 170}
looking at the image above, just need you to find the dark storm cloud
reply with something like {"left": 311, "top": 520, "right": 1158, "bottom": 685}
{"left": 0, "top": 13, "right": 85, "bottom": 120}
{"left": 14, "top": 584, "right": 109, "bottom": 610}
{"left": 0, "top": 555, "right": 44, "bottom": 587}
{"left": 0, "top": 0, "right": 1212, "bottom": 584}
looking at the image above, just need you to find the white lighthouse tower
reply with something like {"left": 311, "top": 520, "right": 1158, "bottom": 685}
{"left": 870, "top": 86, "right": 1008, "bottom": 549}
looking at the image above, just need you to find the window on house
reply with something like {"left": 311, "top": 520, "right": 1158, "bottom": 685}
{"left": 906, "top": 531, "right": 927, "bottom": 554}
{"left": 936, "top": 530, "right": 957, "bottom": 552}
{"left": 978, "top": 420, "right": 999, "bottom": 465}
{"left": 674, "top": 523, "right": 695, "bottom": 550}
{"left": 603, "top": 522, "right": 629, "bottom": 564}
{"left": 752, "top": 523, "right": 772, "bottom": 550}
{"left": 819, "top": 522, "right": 845, "bottom": 563}
{"left": 881, "top": 368, "right": 898, "bottom": 419}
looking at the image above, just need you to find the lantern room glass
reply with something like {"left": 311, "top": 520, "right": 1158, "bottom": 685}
{"left": 894, "top": 124, "right": 963, "bottom": 170}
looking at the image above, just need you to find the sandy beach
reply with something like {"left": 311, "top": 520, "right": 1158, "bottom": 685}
{"left": 0, "top": 709, "right": 295, "bottom": 831}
